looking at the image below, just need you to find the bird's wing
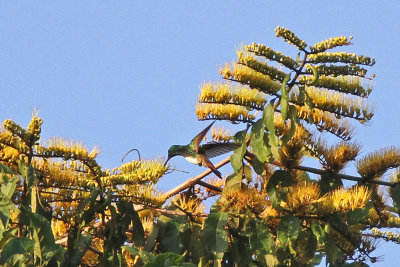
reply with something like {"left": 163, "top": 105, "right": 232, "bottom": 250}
{"left": 198, "top": 153, "right": 222, "bottom": 178}
{"left": 202, "top": 142, "right": 241, "bottom": 159}
{"left": 190, "top": 121, "right": 215, "bottom": 153}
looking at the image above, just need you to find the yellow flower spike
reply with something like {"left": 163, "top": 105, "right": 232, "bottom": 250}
{"left": 279, "top": 138, "right": 306, "bottom": 169}
{"left": 172, "top": 194, "right": 205, "bottom": 214}
{"left": 356, "top": 147, "right": 400, "bottom": 179}
{"left": 321, "top": 185, "right": 371, "bottom": 214}
{"left": 295, "top": 105, "right": 354, "bottom": 140}
{"left": 121, "top": 184, "right": 166, "bottom": 207}
{"left": 310, "top": 36, "right": 352, "bottom": 53}
{"left": 199, "top": 82, "right": 266, "bottom": 110}
{"left": 219, "top": 63, "right": 281, "bottom": 95}
{"left": 222, "top": 187, "right": 268, "bottom": 215}
{"left": 238, "top": 54, "right": 287, "bottom": 82}
{"left": 245, "top": 43, "right": 300, "bottom": 69}
{"left": 27, "top": 116, "right": 43, "bottom": 143}
{"left": 274, "top": 26, "right": 307, "bottom": 50}
{"left": 301, "top": 86, "right": 374, "bottom": 121}
{"left": 311, "top": 64, "right": 367, "bottom": 78}
{"left": 211, "top": 126, "right": 232, "bottom": 143}
{"left": 0, "top": 146, "right": 20, "bottom": 162}
{"left": 308, "top": 52, "right": 375, "bottom": 66}
{"left": 106, "top": 157, "right": 167, "bottom": 185}
{"left": 196, "top": 103, "right": 255, "bottom": 123}
{"left": 323, "top": 142, "right": 360, "bottom": 171}
{"left": 286, "top": 181, "right": 322, "bottom": 212}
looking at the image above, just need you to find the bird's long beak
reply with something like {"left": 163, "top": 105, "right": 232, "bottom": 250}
{"left": 164, "top": 156, "right": 171, "bottom": 167}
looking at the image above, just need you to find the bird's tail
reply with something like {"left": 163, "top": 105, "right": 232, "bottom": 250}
{"left": 198, "top": 154, "right": 222, "bottom": 179}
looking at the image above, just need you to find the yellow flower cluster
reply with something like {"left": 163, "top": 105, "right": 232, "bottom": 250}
{"left": 356, "top": 147, "right": 400, "bottom": 179}
{"left": 211, "top": 126, "right": 232, "bottom": 143}
{"left": 286, "top": 181, "right": 322, "bottom": 212}
{"left": 0, "top": 128, "right": 26, "bottom": 154}
{"left": 295, "top": 105, "right": 354, "bottom": 140}
{"left": 298, "top": 75, "right": 372, "bottom": 98}
{"left": 274, "top": 26, "right": 307, "bottom": 50}
{"left": 172, "top": 194, "right": 205, "bottom": 214}
{"left": 199, "top": 82, "right": 266, "bottom": 110}
{"left": 310, "top": 36, "right": 352, "bottom": 53}
{"left": 222, "top": 187, "right": 268, "bottom": 214}
{"left": 119, "top": 184, "right": 165, "bottom": 207}
{"left": 33, "top": 159, "right": 91, "bottom": 187}
{"left": 51, "top": 220, "right": 68, "bottom": 240}
{"left": 196, "top": 103, "right": 256, "bottom": 122}
{"left": 238, "top": 54, "right": 287, "bottom": 82}
{"left": 26, "top": 116, "right": 43, "bottom": 143}
{"left": 104, "top": 158, "right": 167, "bottom": 185}
{"left": 36, "top": 138, "right": 99, "bottom": 161}
{"left": 279, "top": 126, "right": 309, "bottom": 168}
{"left": 304, "top": 86, "right": 374, "bottom": 121}
{"left": 308, "top": 52, "right": 375, "bottom": 66}
{"left": 323, "top": 142, "right": 360, "bottom": 171}
{"left": 0, "top": 146, "right": 21, "bottom": 163}
{"left": 245, "top": 42, "right": 299, "bottom": 69}
{"left": 52, "top": 195, "right": 82, "bottom": 219}
{"left": 371, "top": 228, "right": 400, "bottom": 243}
{"left": 139, "top": 215, "right": 156, "bottom": 234}
{"left": 219, "top": 63, "right": 281, "bottom": 95}
{"left": 387, "top": 215, "right": 400, "bottom": 228}
{"left": 3, "top": 119, "right": 28, "bottom": 141}
{"left": 321, "top": 186, "right": 371, "bottom": 214}
{"left": 312, "top": 64, "right": 367, "bottom": 78}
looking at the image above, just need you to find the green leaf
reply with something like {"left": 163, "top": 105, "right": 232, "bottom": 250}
{"left": 150, "top": 253, "right": 186, "bottom": 267}
{"left": 78, "top": 188, "right": 110, "bottom": 227}
{"left": 280, "top": 105, "right": 297, "bottom": 146}
{"left": 115, "top": 200, "right": 145, "bottom": 248}
{"left": 266, "top": 170, "right": 293, "bottom": 209}
{"left": 0, "top": 237, "right": 35, "bottom": 265}
{"left": 293, "top": 229, "right": 317, "bottom": 263}
{"left": 0, "top": 177, "right": 17, "bottom": 236}
{"left": 0, "top": 162, "right": 15, "bottom": 174}
{"left": 18, "top": 161, "right": 35, "bottom": 189}
{"left": 123, "top": 246, "right": 154, "bottom": 264}
{"left": 224, "top": 171, "right": 242, "bottom": 191}
{"left": 325, "top": 234, "right": 340, "bottom": 264}
{"left": 249, "top": 119, "right": 271, "bottom": 165}
{"left": 28, "top": 211, "right": 65, "bottom": 264}
{"left": 131, "top": 208, "right": 145, "bottom": 248}
{"left": 347, "top": 201, "right": 373, "bottom": 225}
{"left": 247, "top": 218, "right": 272, "bottom": 253}
{"left": 263, "top": 104, "right": 278, "bottom": 147}
{"left": 277, "top": 215, "right": 301, "bottom": 244}
{"left": 203, "top": 212, "right": 229, "bottom": 260}
{"left": 230, "top": 128, "right": 248, "bottom": 173}
{"left": 311, "top": 222, "right": 325, "bottom": 244}
{"left": 62, "top": 231, "right": 92, "bottom": 267}
{"left": 158, "top": 219, "right": 181, "bottom": 253}
{"left": 252, "top": 157, "right": 265, "bottom": 175}
{"left": 280, "top": 74, "right": 291, "bottom": 120}
{"left": 144, "top": 222, "right": 159, "bottom": 252}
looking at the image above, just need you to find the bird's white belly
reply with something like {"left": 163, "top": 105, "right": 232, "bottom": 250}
{"left": 184, "top": 156, "right": 201, "bottom": 166}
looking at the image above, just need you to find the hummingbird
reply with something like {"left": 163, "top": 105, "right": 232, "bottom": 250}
{"left": 164, "top": 121, "right": 239, "bottom": 178}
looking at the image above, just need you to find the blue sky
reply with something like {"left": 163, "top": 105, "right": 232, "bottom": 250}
{"left": 1, "top": 1, "right": 399, "bottom": 265}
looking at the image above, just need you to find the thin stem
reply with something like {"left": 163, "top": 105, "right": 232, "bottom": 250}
{"left": 269, "top": 160, "right": 396, "bottom": 187}
{"left": 162, "top": 156, "right": 231, "bottom": 199}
